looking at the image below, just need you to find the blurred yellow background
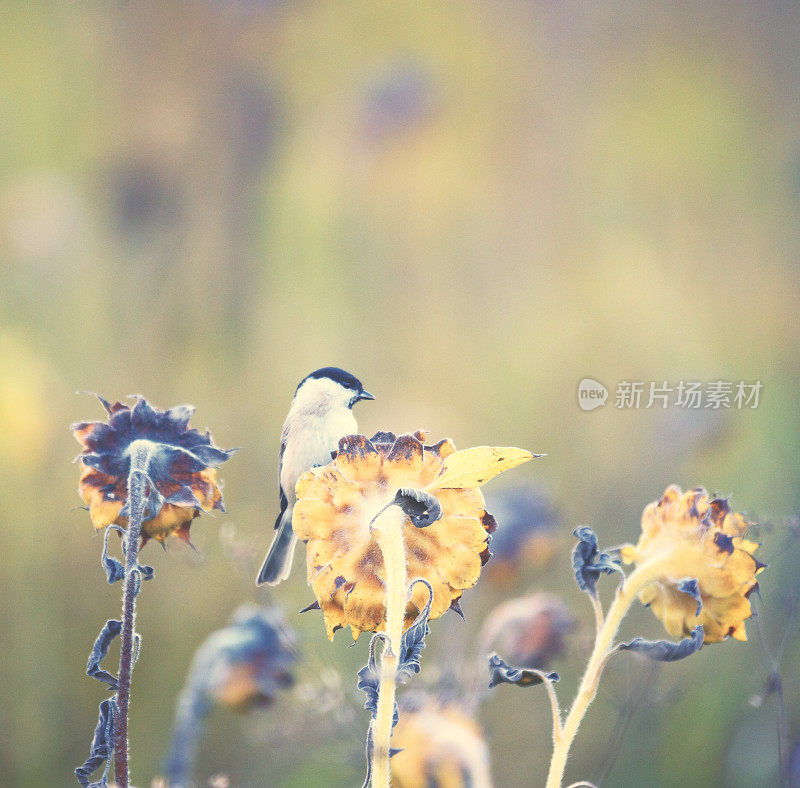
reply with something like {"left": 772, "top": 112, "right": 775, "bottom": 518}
{"left": 1, "top": 2, "right": 798, "bottom": 786}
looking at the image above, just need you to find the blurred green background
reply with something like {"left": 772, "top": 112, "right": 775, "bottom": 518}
{"left": 1, "top": 1, "right": 799, "bottom": 786}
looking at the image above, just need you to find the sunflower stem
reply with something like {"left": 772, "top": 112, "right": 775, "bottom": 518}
{"left": 113, "top": 441, "right": 150, "bottom": 787}
{"left": 544, "top": 560, "right": 668, "bottom": 788}
{"left": 754, "top": 604, "right": 790, "bottom": 786}
{"left": 590, "top": 594, "right": 604, "bottom": 634}
{"left": 370, "top": 504, "right": 408, "bottom": 788}
{"left": 163, "top": 684, "right": 206, "bottom": 787}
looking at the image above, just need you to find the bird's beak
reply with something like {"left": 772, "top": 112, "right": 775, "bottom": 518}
{"left": 358, "top": 390, "right": 375, "bottom": 401}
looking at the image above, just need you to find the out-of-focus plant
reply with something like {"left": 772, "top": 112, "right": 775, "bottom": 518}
{"left": 790, "top": 740, "right": 800, "bottom": 787}
{"left": 482, "top": 485, "right": 560, "bottom": 585}
{"left": 291, "top": 430, "right": 536, "bottom": 787}
{"left": 114, "top": 778, "right": 230, "bottom": 788}
{"left": 0, "top": 332, "right": 52, "bottom": 472}
{"left": 163, "top": 605, "right": 296, "bottom": 787}
{"left": 72, "top": 395, "right": 234, "bottom": 788}
{"left": 487, "top": 485, "right": 766, "bottom": 788}
{"left": 479, "top": 593, "right": 575, "bottom": 670}
{"left": 745, "top": 514, "right": 800, "bottom": 786}
{"left": 390, "top": 693, "right": 492, "bottom": 788}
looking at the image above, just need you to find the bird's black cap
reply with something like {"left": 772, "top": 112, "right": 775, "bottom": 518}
{"left": 298, "top": 367, "right": 367, "bottom": 395}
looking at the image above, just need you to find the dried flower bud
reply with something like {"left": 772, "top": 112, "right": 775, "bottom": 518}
{"left": 191, "top": 606, "right": 296, "bottom": 712}
{"left": 482, "top": 484, "right": 559, "bottom": 585}
{"left": 480, "top": 593, "right": 575, "bottom": 669}
{"left": 163, "top": 606, "right": 296, "bottom": 785}
{"left": 391, "top": 696, "right": 492, "bottom": 787}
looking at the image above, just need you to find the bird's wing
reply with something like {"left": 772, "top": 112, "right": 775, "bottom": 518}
{"left": 274, "top": 433, "right": 289, "bottom": 530}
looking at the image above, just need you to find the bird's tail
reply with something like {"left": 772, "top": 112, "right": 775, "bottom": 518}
{"left": 256, "top": 508, "right": 297, "bottom": 586}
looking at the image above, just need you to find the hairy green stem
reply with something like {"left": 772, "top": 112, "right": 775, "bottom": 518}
{"left": 370, "top": 505, "right": 408, "bottom": 788}
{"left": 545, "top": 560, "right": 668, "bottom": 788}
{"left": 113, "top": 441, "right": 150, "bottom": 787}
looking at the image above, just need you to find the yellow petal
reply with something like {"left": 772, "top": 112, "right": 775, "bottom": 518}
{"left": 292, "top": 498, "right": 338, "bottom": 541}
{"left": 320, "top": 600, "right": 347, "bottom": 640}
{"left": 142, "top": 504, "right": 196, "bottom": 542}
{"left": 431, "top": 487, "right": 486, "bottom": 517}
{"left": 619, "top": 544, "right": 638, "bottom": 564}
{"left": 344, "top": 576, "right": 387, "bottom": 633}
{"left": 334, "top": 435, "right": 382, "bottom": 482}
{"left": 383, "top": 435, "right": 427, "bottom": 489}
{"left": 425, "top": 446, "right": 535, "bottom": 490}
{"left": 436, "top": 545, "right": 483, "bottom": 590}
{"left": 294, "top": 465, "right": 341, "bottom": 502}
{"left": 407, "top": 572, "right": 452, "bottom": 620}
{"left": 728, "top": 623, "right": 748, "bottom": 642}
{"left": 433, "top": 514, "right": 492, "bottom": 551}
{"left": 88, "top": 497, "right": 124, "bottom": 530}
{"left": 735, "top": 538, "right": 760, "bottom": 555}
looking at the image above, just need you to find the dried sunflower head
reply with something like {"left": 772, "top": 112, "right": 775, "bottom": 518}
{"left": 390, "top": 695, "right": 491, "bottom": 788}
{"left": 621, "top": 485, "right": 764, "bottom": 643}
{"left": 72, "top": 395, "right": 234, "bottom": 545}
{"left": 292, "top": 430, "right": 534, "bottom": 640}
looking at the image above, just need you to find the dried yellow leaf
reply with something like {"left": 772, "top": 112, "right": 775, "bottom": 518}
{"left": 424, "top": 446, "right": 535, "bottom": 490}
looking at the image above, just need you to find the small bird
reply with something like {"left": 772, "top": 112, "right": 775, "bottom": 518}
{"left": 256, "top": 367, "right": 374, "bottom": 586}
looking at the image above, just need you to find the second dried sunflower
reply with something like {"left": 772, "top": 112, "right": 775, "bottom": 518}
{"left": 622, "top": 485, "right": 764, "bottom": 643}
